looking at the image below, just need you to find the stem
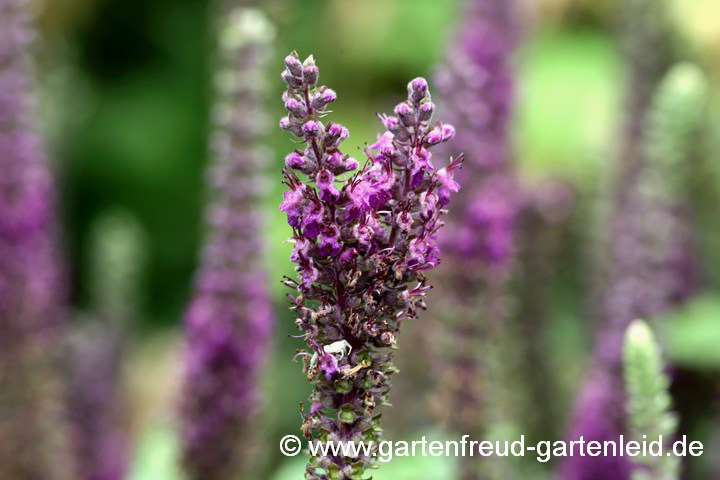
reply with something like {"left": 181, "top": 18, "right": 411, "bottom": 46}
{"left": 304, "top": 86, "right": 313, "bottom": 115}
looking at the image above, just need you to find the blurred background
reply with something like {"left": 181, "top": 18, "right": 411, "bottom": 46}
{"left": 26, "top": 0, "right": 720, "bottom": 478}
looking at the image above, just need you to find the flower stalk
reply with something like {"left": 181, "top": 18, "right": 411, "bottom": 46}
{"left": 181, "top": 8, "right": 274, "bottom": 480}
{"left": 279, "top": 51, "right": 461, "bottom": 478}
{"left": 429, "top": 0, "right": 519, "bottom": 478}
{"left": 67, "top": 212, "right": 145, "bottom": 480}
{"left": 624, "top": 320, "right": 680, "bottom": 480}
{"left": 559, "top": 64, "right": 707, "bottom": 480}
{"left": 0, "top": 0, "right": 71, "bottom": 477}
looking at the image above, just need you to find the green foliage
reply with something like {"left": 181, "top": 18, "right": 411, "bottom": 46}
{"left": 128, "top": 424, "right": 182, "bottom": 480}
{"left": 661, "top": 295, "right": 720, "bottom": 368}
{"left": 515, "top": 30, "right": 623, "bottom": 183}
{"left": 624, "top": 320, "right": 679, "bottom": 480}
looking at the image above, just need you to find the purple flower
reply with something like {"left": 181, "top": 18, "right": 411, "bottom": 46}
{"left": 411, "top": 148, "right": 434, "bottom": 174}
{"left": 302, "top": 201, "right": 325, "bottom": 239}
{"left": 370, "top": 131, "right": 395, "bottom": 153}
{"left": 435, "top": 165, "right": 461, "bottom": 205}
{"left": 317, "top": 224, "right": 342, "bottom": 256}
{"left": 279, "top": 52, "right": 462, "bottom": 479}
{"left": 315, "top": 169, "right": 339, "bottom": 201}
{"left": 299, "top": 258, "right": 320, "bottom": 290}
{"left": 181, "top": 8, "right": 274, "bottom": 480}
{"left": 280, "top": 182, "right": 307, "bottom": 228}
{"left": 318, "top": 353, "right": 339, "bottom": 379}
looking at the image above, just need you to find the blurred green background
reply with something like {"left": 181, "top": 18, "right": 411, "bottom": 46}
{"left": 34, "top": 0, "right": 720, "bottom": 478}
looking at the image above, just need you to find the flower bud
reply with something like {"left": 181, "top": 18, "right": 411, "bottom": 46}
{"left": 424, "top": 127, "right": 444, "bottom": 146}
{"left": 381, "top": 115, "right": 411, "bottom": 141}
{"left": 285, "top": 151, "right": 306, "bottom": 170}
{"left": 284, "top": 53, "right": 303, "bottom": 76}
{"left": 382, "top": 115, "right": 400, "bottom": 132}
{"left": 394, "top": 129, "right": 411, "bottom": 142}
{"left": 311, "top": 88, "right": 337, "bottom": 111}
{"left": 302, "top": 55, "right": 319, "bottom": 86}
{"left": 302, "top": 120, "right": 321, "bottom": 139}
{"left": 326, "top": 152, "right": 357, "bottom": 175}
{"left": 418, "top": 101, "right": 435, "bottom": 122}
{"left": 394, "top": 102, "right": 415, "bottom": 127}
{"left": 281, "top": 69, "right": 303, "bottom": 90}
{"left": 344, "top": 157, "right": 358, "bottom": 171}
{"left": 280, "top": 116, "right": 303, "bottom": 138}
{"left": 285, "top": 97, "right": 308, "bottom": 118}
{"left": 441, "top": 124, "right": 456, "bottom": 141}
{"left": 303, "top": 64, "right": 319, "bottom": 86}
{"left": 326, "top": 151, "right": 345, "bottom": 169}
{"left": 408, "top": 77, "right": 429, "bottom": 104}
{"left": 324, "top": 123, "right": 349, "bottom": 147}
{"left": 279, "top": 116, "right": 291, "bottom": 130}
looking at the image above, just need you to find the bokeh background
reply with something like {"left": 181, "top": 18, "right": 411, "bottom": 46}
{"left": 30, "top": 0, "right": 720, "bottom": 478}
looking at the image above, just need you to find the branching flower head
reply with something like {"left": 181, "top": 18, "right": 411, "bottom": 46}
{"left": 279, "top": 51, "right": 462, "bottom": 478}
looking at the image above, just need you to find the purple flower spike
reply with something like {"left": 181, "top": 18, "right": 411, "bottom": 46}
{"left": 279, "top": 52, "right": 462, "bottom": 479}
{"left": 181, "top": 8, "right": 274, "bottom": 480}
{"left": 0, "top": 0, "right": 70, "bottom": 478}
{"left": 560, "top": 6, "right": 694, "bottom": 480}
{"left": 427, "top": 1, "right": 519, "bottom": 479}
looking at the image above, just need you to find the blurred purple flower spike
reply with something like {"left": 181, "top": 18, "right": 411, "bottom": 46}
{"left": 181, "top": 8, "right": 274, "bottom": 480}
{"left": 0, "top": 0, "right": 70, "bottom": 478}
